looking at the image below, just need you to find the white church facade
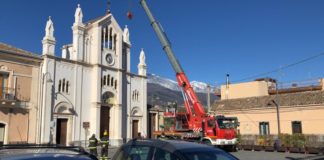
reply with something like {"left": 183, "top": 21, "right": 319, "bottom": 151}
{"left": 39, "top": 5, "right": 147, "bottom": 146}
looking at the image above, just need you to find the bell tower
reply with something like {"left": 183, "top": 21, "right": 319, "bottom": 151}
{"left": 72, "top": 4, "right": 85, "bottom": 61}
{"left": 42, "top": 16, "right": 56, "bottom": 56}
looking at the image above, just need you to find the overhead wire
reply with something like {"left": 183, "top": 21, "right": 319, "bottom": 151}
{"left": 232, "top": 51, "right": 324, "bottom": 83}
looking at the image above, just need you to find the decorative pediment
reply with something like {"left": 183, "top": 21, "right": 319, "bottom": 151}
{"left": 131, "top": 106, "right": 142, "bottom": 116}
{"left": 54, "top": 101, "right": 75, "bottom": 115}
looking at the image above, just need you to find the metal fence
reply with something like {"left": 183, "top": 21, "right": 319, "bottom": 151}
{"left": 278, "top": 79, "right": 322, "bottom": 90}
{"left": 240, "top": 134, "right": 324, "bottom": 147}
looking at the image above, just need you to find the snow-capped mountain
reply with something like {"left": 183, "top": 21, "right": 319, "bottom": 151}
{"left": 191, "top": 81, "right": 212, "bottom": 93}
{"left": 147, "top": 73, "right": 215, "bottom": 93}
{"left": 147, "top": 73, "right": 219, "bottom": 107}
{"left": 147, "top": 73, "right": 179, "bottom": 91}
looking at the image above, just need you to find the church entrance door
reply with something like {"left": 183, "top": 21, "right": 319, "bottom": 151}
{"left": 56, "top": 118, "right": 68, "bottom": 145}
{"left": 100, "top": 106, "right": 110, "bottom": 138}
{"left": 132, "top": 120, "right": 139, "bottom": 138}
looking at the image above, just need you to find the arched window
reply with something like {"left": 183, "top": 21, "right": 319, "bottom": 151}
{"left": 107, "top": 75, "right": 110, "bottom": 86}
{"left": 62, "top": 79, "right": 66, "bottom": 92}
{"left": 113, "top": 34, "right": 117, "bottom": 51}
{"left": 103, "top": 76, "right": 106, "bottom": 85}
{"left": 105, "top": 26, "right": 109, "bottom": 48}
{"left": 134, "top": 90, "right": 136, "bottom": 100}
{"left": 58, "top": 80, "right": 61, "bottom": 92}
{"left": 114, "top": 80, "right": 117, "bottom": 89}
{"left": 136, "top": 90, "right": 139, "bottom": 101}
{"left": 111, "top": 77, "right": 114, "bottom": 87}
{"left": 132, "top": 90, "right": 139, "bottom": 101}
{"left": 66, "top": 81, "right": 69, "bottom": 93}
{"left": 109, "top": 28, "right": 113, "bottom": 49}
{"left": 101, "top": 27, "right": 104, "bottom": 50}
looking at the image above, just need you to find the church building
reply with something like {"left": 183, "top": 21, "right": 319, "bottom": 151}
{"left": 39, "top": 5, "right": 147, "bottom": 146}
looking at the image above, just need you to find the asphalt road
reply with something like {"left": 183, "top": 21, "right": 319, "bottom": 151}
{"left": 107, "top": 147, "right": 119, "bottom": 159}
{"left": 231, "top": 150, "right": 319, "bottom": 160}
{"left": 104, "top": 147, "right": 320, "bottom": 160}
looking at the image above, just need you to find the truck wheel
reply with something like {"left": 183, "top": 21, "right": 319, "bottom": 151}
{"left": 234, "top": 145, "right": 238, "bottom": 152}
{"left": 226, "top": 145, "right": 237, "bottom": 152}
{"left": 202, "top": 140, "right": 212, "bottom": 145}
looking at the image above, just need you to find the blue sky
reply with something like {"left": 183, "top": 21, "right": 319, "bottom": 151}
{"left": 1, "top": 0, "right": 324, "bottom": 86}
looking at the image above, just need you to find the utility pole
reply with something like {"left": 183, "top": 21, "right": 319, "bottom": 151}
{"left": 207, "top": 84, "right": 211, "bottom": 113}
{"left": 276, "top": 67, "right": 284, "bottom": 136}
{"left": 275, "top": 82, "right": 281, "bottom": 135}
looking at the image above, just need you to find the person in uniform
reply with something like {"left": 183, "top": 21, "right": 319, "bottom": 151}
{"left": 88, "top": 134, "right": 98, "bottom": 157}
{"left": 100, "top": 130, "right": 109, "bottom": 160}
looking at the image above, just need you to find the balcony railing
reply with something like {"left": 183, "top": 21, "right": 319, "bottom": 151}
{"left": 268, "top": 78, "right": 323, "bottom": 94}
{"left": 0, "top": 87, "right": 29, "bottom": 108}
{"left": 278, "top": 79, "right": 322, "bottom": 90}
{"left": 0, "top": 87, "right": 16, "bottom": 101}
{"left": 0, "top": 87, "right": 30, "bottom": 102}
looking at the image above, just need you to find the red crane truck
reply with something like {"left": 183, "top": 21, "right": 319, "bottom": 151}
{"left": 140, "top": 0, "right": 239, "bottom": 149}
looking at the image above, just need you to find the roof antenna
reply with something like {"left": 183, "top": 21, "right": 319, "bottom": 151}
{"left": 107, "top": 0, "right": 111, "bottom": 13}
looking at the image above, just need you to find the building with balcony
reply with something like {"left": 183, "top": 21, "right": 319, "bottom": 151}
{"left": 0, "top": 43, "right": 42, "bottom": 145}
{"left": 212, "top": 78, "right": 324, "bottom": 136}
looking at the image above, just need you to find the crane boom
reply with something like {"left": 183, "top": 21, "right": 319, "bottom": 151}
{"left": 140, "top": 0, "right": 182, "bottom": 73}
{"left": 141, "top": 1, "right": 239, "bottom": 147}
{"left": 140, "top": 0, "right": 206, "bottom": 117}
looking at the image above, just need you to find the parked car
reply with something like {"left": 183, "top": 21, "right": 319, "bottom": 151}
{"left": 0, "top": 144, "right": 98, "bottom": 160}
{"left": 112, "top": 139, "right": 238, "bottom": 160}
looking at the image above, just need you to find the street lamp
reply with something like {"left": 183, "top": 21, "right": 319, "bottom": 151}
{"left": 267, "top": 81, "right": 282, "bottom": 150}
{"left": 272, "top": 99, "right": 281, "bottom": 135}
{"left": 43, "top": 72, "right": 53, "bottom": 83}
{"left": 275, "top": 81, "right": 281, "bottom": 135}
{"left": 268, "top": 98, "right": 281, "bottom": 150}
{"left": 267, "top": 81, "right": 281, "bottom": 136}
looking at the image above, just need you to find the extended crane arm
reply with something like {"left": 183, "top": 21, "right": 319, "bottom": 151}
{"left": 140, "top": 0, "right": 182, "bottom": 73}
{"left": 140, "top": 0, "right": 205, "bottom": 117}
